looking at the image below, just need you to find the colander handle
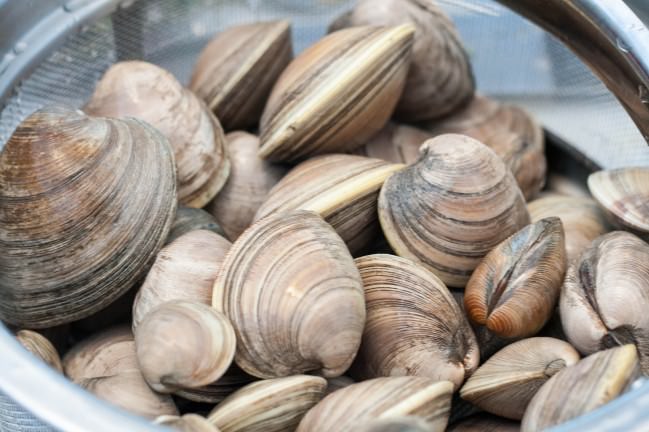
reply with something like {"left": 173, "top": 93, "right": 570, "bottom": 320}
{"left": 498, "top": 0, "right": 649, "bottom": 145}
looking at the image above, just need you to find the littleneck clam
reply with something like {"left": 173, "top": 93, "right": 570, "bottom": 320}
{"left": 378, "top": 134, "right": 530, "bottom": 287}
{"left": 521, "top": 345, "right": 640, "bottom": 432}
{"left": 207, "top": 132, "right": 288, "bottom": 241}
{"left": 133, "top": 229, "right": 231, "bottom": 329}
{"left": 0, "top": 106, "right": 176, "bottom": 328}
{"left": 174, "top": 364, "right": 257, "bottom": 404}
{"left": 588, "top": 167, "right": 649, "bottom": 239}
{"left": 464, "top": 218, "right": 566, "bottom": 339}
{"left": 259, "top": 25, "right": 415, "bottom": 162}
{"left": 190, "top": 21, "right": 293, "bottom": 130}
{"left": 135, "top": 300, "right": 236, "bottom": 393}
{"left": 296, "top": 377, "right": 453, "bottom": 432}
{"left": 255, "top": 154, "right": 403, "bottom": 253}
{"left": 86, "top": 60, "right": 229, "bottom": 208}
{"left": 213, "top": 210, "right": 365, "bottom": 378}
{"left": 447, "top": 414, "right": 520, "bottom": 432}
{"left": 155, "top": 414, "right": 220, "bottom": 432}
{"left": 560, "top": 231, "right": 649, "bottom": 373}
{"left": 207, "top": 375, "right": 326, "bottom": 432}
{"left": 15, "top": 330, "right": 63, "bottom": 372}
{"left": 460, "top": 337, "right": 579, "bottom": 420}
{"left": 352, "top": 254, "right": 479, "bottom": 390}
{"left": 354, "top": 122, "right": 432, "bottom": 163}
{"left": 166, "top": 206, "right": 225, "bottom": 245}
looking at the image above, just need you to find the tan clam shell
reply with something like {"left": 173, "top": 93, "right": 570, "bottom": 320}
{"left": 15, "top": 329, "right": 63, "bottom": 372}
{"left": 560, "top": 231, "right": 649, "bottom": 373}
{"left": 0, "top": 106, "right": 176, "bottom": 328}
{"left": 259, "top": 25, "right": 414, "bottom": 162}
{"left": 352, "top": 254, "right": 479, "bottom": 390}
{"left": 213, "top": 210, "right": 365, "bottom": 378}
{"left": 207, "top": 132, "right": 288, "bottom": 241}
{"left": 296, "top": 377, "right": 453, "bottom": 432}
{"left": 174, "top": 364, "right": 257, "bottom": 404}
{"left": 527, "top": 194, "right": 609, "bottom": 262}
{"left": 460, "top": 337, "right": 579, "bottom": 420}
{"left": 155, "top": 414, "right": 220, "bottom": 432}
{"left": 447, "top": 414, "right": 520, "bottom": 432}
{"left": 86, "top": 60, "right": 229, "bottom": 208}
{"left": 464, "top": 218, "right": 566, "bottom": 339}
{"left": 588, "top": 167, "right": 649, "bottom": 239}
{"left": 255, "top": 154, "right": 403, "bottom": 253}
{"left": 521, "top": 345, "right": 640, "bottom": 431}
{"left": 353, "top": 417, "right": 437, "bottom": 432}
{"left": 353, "top": 122, "right": 432, "bottom": 163}
{"left": 329, "top": 0, "right": 474, "bottom": 121}
{"left": 133, "top": 229, "right": 231, "bottom": 330}
{"left": 166, "top": 206, "right": 225, "bottom": 245}
{"left": 190, "top": 21, "right": 292, "bottom": 131}
{"left": 378, "top": 134, "right": 530, "bottom": 288}
{"left": 207, "top": 375, "right": 326, "bottom": 432}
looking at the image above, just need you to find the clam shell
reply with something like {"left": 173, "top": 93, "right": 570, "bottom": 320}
{"left": 546, "top": 173, "right": 590, "bottom": 198}
{"left": 588, "top": 167, "right": 649, "bottom": 239}
{"left": 259, "top": 25, "right": 414, "bottom": 162}
{"left": 353, "top": 417, "right": 437, "bottom": 432}
{"left": 213, "top": 210, "right": 365, "bottom": 379}
{"left": 352, "top": 254, "right": 479, "bottom": 390}
{"left": 353, "top": 122, "right": 432, "bottom": 163}
{"left": 296, "top": 377, "right": 453, "bottom": 432}
{"left": 133, "top": 229, "right": 231, "bottom": 329}
{"left": 325, "top": 376, "right": 355, "bottom": 397}
{"left": 460, "top": 337, "right": 579, "bottom": 420}
{"left": 15, "top": 329, "right": 63, "bottom": 372}
{"left": 447, "top": 414, "right": 520, "bottom": 432}
{"left": 0, "top": 106, "right": 177, "bottom": 328}
{"left": 255, "top": 154, "right": 403, "bottom": 253}
{"left": 190, "top": 21, "right": 293, "bottom": 130}
{"left": 174, "top": 364, "right": 257, "bottom": 404}
{"left": 378, "top": 134, "right": 530, "bottom": 287}
{"left": 207, "top": 132, "right": 288, "bottom": 241}
{"left": 329, "top": 0, "right": 474, "bottom": 121}
{"left": 155, "top": 414, "right": 220, "bottom": 432}
{"left": 166, "top": 206, "right": 225, "bottom": 245}
{"left": 521, "top": 345, "right": 640, "bottom": 431}
{"left": 86, "top": 61, "right": 229, "bottom": 208}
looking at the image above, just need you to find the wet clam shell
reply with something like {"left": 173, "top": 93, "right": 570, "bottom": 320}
{"left": 16, "top": 329, "right": 63, "bottom": 373}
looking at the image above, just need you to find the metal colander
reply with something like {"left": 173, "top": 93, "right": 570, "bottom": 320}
{"left": 1, "top": 1, "right": 649, "bottom": 431}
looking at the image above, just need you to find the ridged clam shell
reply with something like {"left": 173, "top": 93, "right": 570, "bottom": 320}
{"left": 190, "top": 21, "right": 293, "bottom": 131}
{"left": 174, "top": 364, "right": 257, "bottom": 404}
{"left": 213, "top": 210, "right": 365, "bottom": 378}
{"left": 86, "top": 61, "right": 229, "bottom": 208}
{"left": 329, "top": 0, "right": 474, "bottom": 121}
{"left": 16, "top": 329, "right": 63, "bottom": 372}
{"left": 207, "top": 132, "right": 288, "bottom": 241}
{"left": 255, "top": 154, "right": 403, "bottom": 253}
{"left": 133, "top": 230, "right": 231, "bottom": 330}
{"left": 207, "top": 375, "right": 326, "bottom": 432}
{"left": 166, "top": 206, "right": 225, "bottom": 245}
{"left": 259, "top": 25, "right": 415, "bottom": 162}
{"left": 0, "top": 106, "right": 176, "bottom": 328}
{"left": 560, "top": 231, "right": 649, "bottom": 373}
{"left": 464, "top": 218, "right": 566, "bottom": 339}
{"left": 447, "top": 414, "right": 520, "bottom": 432}
{"left": 521, "top": 345, "right": 640, "bottom": 432}
{"left": 155, "top": 414, "right": 220, "bottom": 432}
{"left": 352, "top": 254, "right": 479, "bottom": 390}
{"left": 297, "top": 377, "right": 453, "bottom": 432}
{"left": 460, "top": 337, "right": 579, "bottom": 420}
{"left": 378, "top": 134, "right": 530, "bottom": 287}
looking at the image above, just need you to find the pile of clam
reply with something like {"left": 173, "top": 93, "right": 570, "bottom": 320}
{"left": 1, "top": 1, "right": 649, "bottom": 431}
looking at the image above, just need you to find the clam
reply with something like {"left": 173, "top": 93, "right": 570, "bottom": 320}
{"left": 133, "top": 229, "right": 231, "bottom": 329}
{"left": 190, "top": 21, "right": 293, "bottom": 130}
{"left": 296, "top": 377, "right": 453, "bottom": 432}
{"left": 464, "top": 218, "right": 566, "bottom": 339}
{"left": 155, "top": 414, "right": 220, "bottom": 432}
{"left": 207, "top": 375, "right": 326, "bottom": 432}
{"left": 325, "top": 376, "right": 355, "bottom": 396}
{"left": 166, "top": 206, "right": 225, "bottom": 245}
{"left": 259, "top": 25, "right": 415, "bottom": 162}
{"left": 425, "top": 96, "right": 546, "bottom": 200}
{"left": 0, "top": 106, "right": 176, "bottom": 328}
{"left": 255, "top": 154, "right": 403, "bottom": 253}
{"left": 135, "top": 300, "right": 236, "bottom": 393}
{"left": 527, "top": 194, "right": 609, "bottom": 262}
{"left": 213, "top": 210, "right": 365, "bottom": 378}
{"left": 447, "top": 414, "right": 520, "bottom": 432}
{"left": 207, "top": 132, "right": 288, "bottom": 241}
{"left": 86, "top": 60, "right": 229, "bottom": 208}
{"left": 352, "top": 254, "right": 479, "bottom": 390}
{"left": 354, "top": 122, "right": 432, "bottom": 164}
{"left": 15, "top": 329, "right": 63, "bottom": 372}
{"left": 560, "top": 231, "right": 649, "bottom": 373}
{"left": 588, "top": 167, "right": 649, "bottom": 239}
{"left": 378, "top": 134, "right": 530, "bottom": 287}
{"left": 521, "top": 345, "right": 640, "bottom": 431}
{"left": 460, "top": 337, "right": 579, "bottom": 420}
{"left": 174, "top": 364, "right": 257, "bottom": 404}
{"left": 353, "top": 417, "right": 437, "bottom": 432}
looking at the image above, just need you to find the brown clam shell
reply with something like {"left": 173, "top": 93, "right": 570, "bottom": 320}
{"left": 16, "top": 329, "right": 63, "bottom": 372}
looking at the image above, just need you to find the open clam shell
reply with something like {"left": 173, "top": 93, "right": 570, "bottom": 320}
{"left": 16, "top": 329, "right": 63, "bottom": 372}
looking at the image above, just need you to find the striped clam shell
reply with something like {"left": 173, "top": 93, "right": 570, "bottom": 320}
{"left": 0, "top": 106, "right": 176, "bottom": 328}
{"left": 174, "top": 364, "right": 257, "bottom": 404}
{"left": 378, "top": 134, "right": 530, "bottom": 288}
{"left": 254, "top": 154, "right": 403, "bottom": 253}
{"left": 259, "top": 25, "right": 415, "bottom": 162}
